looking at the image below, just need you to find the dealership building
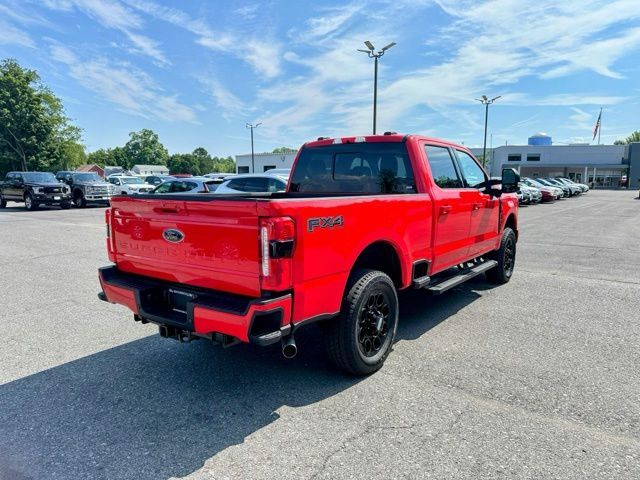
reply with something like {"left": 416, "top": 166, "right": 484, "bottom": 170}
{"left": 235, "top": 152, "right": 297, "bottom": 174}
{"left": 475, "top": 133, "right": 640, "bottom": 189}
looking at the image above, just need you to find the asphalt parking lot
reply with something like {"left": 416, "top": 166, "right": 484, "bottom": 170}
{"left": 1, "top": 190, "right": 639, "bottom": 480}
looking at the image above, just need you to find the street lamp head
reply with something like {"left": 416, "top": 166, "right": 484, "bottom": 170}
{"left": 357, "top": 48, "right": 371, "bottom": 54}
{"left": 482, "top": 94, "right": 488, "bottom": 101}
{"left": 364, "top": 40, "right": 375, "bottom": 51}
{"left": 490, "top": 95, "right": 502, "bottom": 103}
{"left": 381, "top": 42, "right": 396, "bottom": 52}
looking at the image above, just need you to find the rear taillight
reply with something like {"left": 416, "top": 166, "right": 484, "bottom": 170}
{"left": 260, "top": 216, "right": 295, "bottom": 291}
{"left": 105, "top": 209, "right": 115, "bottom": 262}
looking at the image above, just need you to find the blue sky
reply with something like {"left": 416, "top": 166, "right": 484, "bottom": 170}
{"left": 1, "top": 0, "right": 639, "bottom": 156}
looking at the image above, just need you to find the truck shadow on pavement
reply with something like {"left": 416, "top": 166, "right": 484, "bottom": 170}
{"left": 0, "top": 280, "right": 488, "bottom": 480}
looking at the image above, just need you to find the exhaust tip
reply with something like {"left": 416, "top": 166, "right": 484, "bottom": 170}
{"left": 282, "top": 336, "right": 297, "bottom": 359}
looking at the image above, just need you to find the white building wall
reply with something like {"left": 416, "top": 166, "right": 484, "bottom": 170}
{"left": 234, "top": 153, "right": 297, "bottom": 174}
{"left": 488, "top": 145, "right": 626, "bottom": 177}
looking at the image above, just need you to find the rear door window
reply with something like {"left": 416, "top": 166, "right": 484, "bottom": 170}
{"left": 424, "top": 145, "right": 463, "bottom": 189}
{"left": 289, "top": 142, "right": 415, "bottom": 194}
{"left": 171, "top": 181, "right": 198, "bottom": 193}
{"left": 226, "top": 178, "right": 270, "bottom": 192}
{"left": 268, "top": 178, "right": 286, "bottom": 192}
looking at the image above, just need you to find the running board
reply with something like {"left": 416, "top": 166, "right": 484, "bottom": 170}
{"left": 426, "top": 260, "right": 498, "bottom": 295}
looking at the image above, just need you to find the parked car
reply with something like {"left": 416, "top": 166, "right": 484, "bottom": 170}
{"left": 203, "top": 173, "right": 235, "bottom": 180}
{"left": 544, "top": 178, "right": 581, "bottom": 196}
{"left": 516, "top": 188, "right": 529, "bottom": 205}
{"left": 56, "top": 171, "right": 116, "bottom": 207}
{"left": 0, "top": 171, "right": 71, "bottom": 210}
{"left": 214, "top": 174, "right": 288, "bottom": 194}
{"left": 107, "top": 176, "right": 155, "bottom": 194}
{"left": 144, "top": 175, "right": 176, "bottom": 187}
{"left": 519, "top": 183, "right": 542, "bottom": 203}
{"left": 149, "top": 177, "right": 220, "bottom": 194}
{"left": 264, "top": 168, "right": 291, "bottom": 180}
{"left": 522, "top": 178, "right": 560, "bottom": 201}
{"left": 536, "top": 178, "right": 569, "bottom": 197}
{"left": 555, "top": 177, "right": 589, "bottom": 193}
{"left": 99, "top": 133, "right": 520, "bottom": 375}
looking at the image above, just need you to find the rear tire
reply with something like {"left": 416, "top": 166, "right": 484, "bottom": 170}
{"left": 486, "top": 227, "right": 516, "bottom": 284}
{"left": 0, "top": 196, "right": 6, "bottom": 208}
{"left": 324, "top": 269, "right": 398, "bottom": 376}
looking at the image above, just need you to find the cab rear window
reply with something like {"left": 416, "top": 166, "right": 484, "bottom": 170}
{"left": 289, "top": 143, "right": 415, "bottom": 194}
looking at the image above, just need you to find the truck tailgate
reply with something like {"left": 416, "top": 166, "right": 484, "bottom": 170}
{"left": 108, "top": 196, "right": 261, "bottom": 297}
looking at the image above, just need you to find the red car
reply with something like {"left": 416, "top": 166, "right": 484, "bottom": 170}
{"left": 99, "top": 134, "right": 519, "bottom": 375}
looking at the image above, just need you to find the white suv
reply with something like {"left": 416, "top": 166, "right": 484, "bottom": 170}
{"left": 108, "top": 176, "right": 154, "bottom": 195}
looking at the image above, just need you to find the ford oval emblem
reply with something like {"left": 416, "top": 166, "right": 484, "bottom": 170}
{"left": 163, "top": 228, "right": 185, "bottom": 243}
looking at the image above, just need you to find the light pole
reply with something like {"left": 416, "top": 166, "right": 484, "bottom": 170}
{"left": 475, "top": 95, "right": 501, "bottom": 168}
{"left": 246, "top": 122, "right": 261, "bottom": 173}
{"left": 358, "top": 41, "right": 396, "bottom": 135}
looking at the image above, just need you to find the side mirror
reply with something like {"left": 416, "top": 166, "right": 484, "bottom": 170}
{"left": 502, "top": 168, "right": 520, "bottom": 194}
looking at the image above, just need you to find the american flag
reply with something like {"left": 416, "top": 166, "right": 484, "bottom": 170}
{"left": 592, "top": 108, "right": 602, "bottom": 141}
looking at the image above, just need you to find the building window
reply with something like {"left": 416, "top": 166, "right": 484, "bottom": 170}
{"left": 263, "top": 165, "right": 276, "bottom": 172}
{"left": 237, "top": 166, "right": 250, "bottom": 174}
{"left": 507, "top": 154, "right": 521, "bottom": 162}
{"left": 527, "top": 154, "right": 541, "bottom": 161}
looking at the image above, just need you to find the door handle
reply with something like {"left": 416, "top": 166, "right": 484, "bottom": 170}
{"left": 439, "top": 205, "right": 452, "bottom": 216}
{"left": 155, "top": 202, "right": 182, "bottom": 214}
{"left": 472, "top": 202, "right": 482, "bottom": 211}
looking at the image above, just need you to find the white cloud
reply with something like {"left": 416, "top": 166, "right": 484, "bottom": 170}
{"left": 199, "top": 78, "right": 249, "bottom": 120}
{"left": 234, "top": 4, "right": 259, "bottom": 19}
{"left": 289, "top": 3, "right": 364, "bottom": 44}
{"left": 0, "top": 20, "right": 35, "bottom": 47}
{"left": 41, "top": 0, "right": 169, "bottom": 65}
{"left": 49, "top": 44, "right": 195, "bottom": 122}
{"left": 123, "top": 0, "right": 282, "bottom": 77}
{"left": 259, "top": 0, "right": 640, "bottom": 143}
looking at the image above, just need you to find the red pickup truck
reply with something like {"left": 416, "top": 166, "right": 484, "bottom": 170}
{"left": 99, "top": 134, "right": 519, "bottom": 375}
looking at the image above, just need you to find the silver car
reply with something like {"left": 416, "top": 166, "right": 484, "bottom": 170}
{"left": 214, "top": 174, "right": 288, "bottom": 194}
{"left": 150, "top": 177, "right": 220, "bottom": 194}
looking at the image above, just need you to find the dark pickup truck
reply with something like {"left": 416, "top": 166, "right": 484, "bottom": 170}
{"left": 56, "top": 171, "right": 116, "bottom": 207}
{"left": 0, "top": 171, "right": 71, "bottom": 210}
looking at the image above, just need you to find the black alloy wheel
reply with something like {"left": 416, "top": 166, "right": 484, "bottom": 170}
{"left": 357, "top": 291, "right": 391, "bottom": 358}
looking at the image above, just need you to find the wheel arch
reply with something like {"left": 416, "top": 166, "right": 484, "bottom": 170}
{"left": 350, "top": 240, "right": 405, "bottom": 289}
{"left": 503, "top": 213, "right": 518, "bottom": 240}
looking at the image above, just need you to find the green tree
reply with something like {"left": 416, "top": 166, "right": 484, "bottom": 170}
{"left": 613, "top": 131, "right": 640, "bottom": 145}
{"left": 0, "top": 58, "right": 84, "bottom": 175}
{"left": 192, "top": 147, "right": 213, "bottom": 173}
{"left": 122, "top": 128, "right": 168, "bottom": 169}
{"left": 87, "top": 147, "right": 127, "bottom": 168}
{"left": 272, "top": 146, "right": 297, "bottom": 154}
{"left": 211, "top": 156, "right": 235, "bottom": 173}
{"left": 167, "top": 153, "right": 200, "bottom": 175}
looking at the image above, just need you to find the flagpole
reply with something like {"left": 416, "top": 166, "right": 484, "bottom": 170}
{"left": 598, "top": 108, "right": 602, "bottom": 145}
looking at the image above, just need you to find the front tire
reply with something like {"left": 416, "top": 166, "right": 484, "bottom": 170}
{"left": 61, "top": 202, "right": 71, "bottom": 210}
{"left": 73, "top": 192, "right": 86, "bottom": 208}
{"left": 24, "top": 193, "right": 38, "bottom": 211}
{"left": 486, "top": 227, "right": 516, "bottom": 284}
{"left": 324, "top": 269, "right": 398, "bottom": 376}
{"left": 0, "top": 196, "right": 6, "bottom": 208}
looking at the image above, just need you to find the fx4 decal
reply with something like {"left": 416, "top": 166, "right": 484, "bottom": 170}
{"left": 307, "top": 215, "right": 344, "bottom": 232}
